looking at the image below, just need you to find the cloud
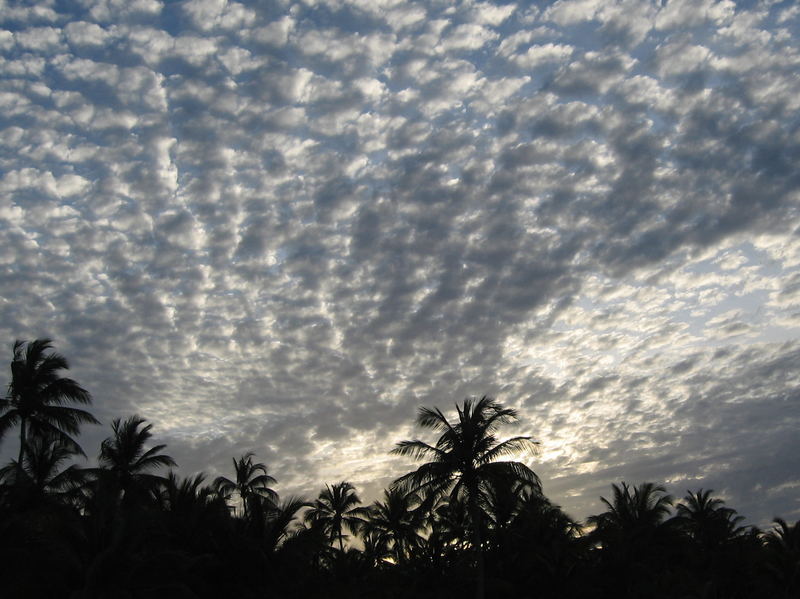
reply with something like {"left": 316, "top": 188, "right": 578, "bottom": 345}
{"left": 0, "top": 0, "right": 798, "bottom": 528}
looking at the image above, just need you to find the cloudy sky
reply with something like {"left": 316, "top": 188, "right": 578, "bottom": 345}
{"left": 1, "top": 0, "right": 799, "bottom": 526}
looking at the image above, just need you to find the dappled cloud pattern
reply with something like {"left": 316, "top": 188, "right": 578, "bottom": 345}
{"left": 1, "top": 0, "right": 799, "bottom": 525}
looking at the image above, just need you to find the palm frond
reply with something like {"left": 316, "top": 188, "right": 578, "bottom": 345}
{"left": 416, "top": 406, "right": 455, "bottom": 432}
{"left": 391, "top": 439, "right": 444, "bottom": 460}
{"left": 476, "top": 435, "right": 539, "bottom": 464}
{"left": 135, "top": 443, "right": 177, "bottom": 470}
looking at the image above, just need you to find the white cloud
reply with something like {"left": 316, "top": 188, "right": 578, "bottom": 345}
{"left": 655, "top": 0, "right": 735, "bottom": 31}
{"left": 513, "top": 43, "right": 573, "bottom": 68}
{"left": 471, "top": 2, "right": 516, "bottom": 27}
{"left": 544, "top": 0, "right": 603, "bottom": 26}
{"left": 0, "top": 0, "right": 798, "bottom": 529}
{"left": 64, "top": 21, "right": 114, "bottom": 47}
{"left": 439, "top": 23, "right": 499, "bottom": 52}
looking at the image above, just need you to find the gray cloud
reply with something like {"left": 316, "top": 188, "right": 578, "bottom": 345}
{"left": 1, "top": 0, "right": 799, "bottom": 527}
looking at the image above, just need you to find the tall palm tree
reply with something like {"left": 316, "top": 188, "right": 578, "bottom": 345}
{"left": 0, "top": 339, "right": 97, "bottom": 463}
{"left": 98, "top": 415, "right": 176, "bottom": 507}
{"left": 213, "top": 452, "right": 278, "bottom": 520}
{"left": 391, "top": 395, "right": 540, "bottom": 599}
{"left": 304, "top": 481, "right": 369, "bottom": 552}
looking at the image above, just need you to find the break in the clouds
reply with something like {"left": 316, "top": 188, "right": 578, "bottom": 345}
{"left": 1, "top": 0, "right": 799, "bottom": 525}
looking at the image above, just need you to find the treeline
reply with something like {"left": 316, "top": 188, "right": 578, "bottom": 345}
{"left": 0, "top": 339, "right": 798, "bottom": 598}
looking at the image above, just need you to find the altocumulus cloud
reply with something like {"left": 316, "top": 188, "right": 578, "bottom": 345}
{"left": 1, "top": 0, "right": 799, "bottom": 525}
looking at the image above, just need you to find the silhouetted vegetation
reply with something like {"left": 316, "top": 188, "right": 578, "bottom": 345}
{"left": 0, "top": 339, "right": 797, "bottom": 598}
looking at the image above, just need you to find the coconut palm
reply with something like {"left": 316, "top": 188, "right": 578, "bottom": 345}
{"left": 675, "top": 489, "right": 745, "bottom": 549}
{"left": 98, "top": 415, "right": 176, "bottom": 507}
{"left": 587, "top": 482, "right": 677, "bottom": 598}
{"left": 150, "top": 470, "right": 234, "bottom": 556}
{"left": 154, "top": 471, "right": 213, "bottom": 513}
{"left": 363, "top": 487, "right": 426, "bottom": 565}
{"left": 764, "top": 518, "right": 800, "bottom": 597}
{"left": 263, "top": 496, "right": 311, "bottom": 553}
{"left": 0, "top": 433, "right": 88, "bottom": 507}
{"left": 213, "top": 452, "right": 278, "bottom": 520}
{"left": 304, "top": 481, "right": 369, "bottom": 552}
{"left": 0, "top": 338, "right": 97, "bottom": 463}
{"left": 588, "top": 481, "right": 674, "bottom": 536}
{"left": 391, "top": 395, "right": 540, "bottom": 599}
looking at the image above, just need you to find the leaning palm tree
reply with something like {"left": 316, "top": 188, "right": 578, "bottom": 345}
{"left": 213, "top": 452, "right": 278, "bottom": 520}
{"left": 0, "top": 339, "right": 97, "bottom": 463}
{"left": 304, "top": 481, "right": 369, "bottom": 552}
{"left": 391, "top": 395, "right": 540, "bottom": 599}
{"left": 97, "top": 415, "right": 176, "bottom": 507}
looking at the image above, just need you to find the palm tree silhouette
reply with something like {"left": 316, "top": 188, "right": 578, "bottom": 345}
{"left": 305, "top": 481, "right": 369, "bottom": 552}
{"left": 0, "top": 433, "right": 88, "bottom": 508}
{"left": 213, "top": 452, "right": 278, "bottom": 520}
{"left": 764, "top": 518, "right": 800, "bottom": 597}
{"left": 675, "top": 489, "right": 745, "bottom": 549}
{"left": 589, "top": 481, "right": 674, "bottom": 535}
{"left": 392, "top": 395, "right": 540, "bottom": 599}
{"left": 98, "top": 415, "right": 176, "bottom": 507}
{"left": 588, "top": 481, "right": 676, "bottom": 598}
{"left": 363, "top": 487, "right": 426, "bottom": 565}
{"left": 0, "top": 339, "right": 97, "bottom": 464}
{"left": 263, "top": 495, "right": 310, "bottom": 553}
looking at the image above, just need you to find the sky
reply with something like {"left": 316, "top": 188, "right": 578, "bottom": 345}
{"left": 1, "top": 0, "right": 799, "bottom": 527}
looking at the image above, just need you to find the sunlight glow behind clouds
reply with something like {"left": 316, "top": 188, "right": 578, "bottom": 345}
{"left": 1, "top": 0, "right": 799, "bottom": 525}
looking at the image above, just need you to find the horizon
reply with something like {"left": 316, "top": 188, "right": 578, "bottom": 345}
{"left": 1, "top": 0, "right": 798, "bottom": 529}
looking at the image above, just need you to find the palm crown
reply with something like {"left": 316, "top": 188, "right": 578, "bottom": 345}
{"left": 362, "top": 487, "right": 426, "bottom": 564}
{"left": 0, "top": 338, "right": 97, "bottom": 462}
{"left": 98, "top": 415, "right": 176, "bottom": 504}
{"left": 213, "top": 452, "right": 278, "bottom": 519}
{"left": 0, "top": 433, "right": 88, "bottom": 506}
{"left": 392, "top": 396, "right": 540, "bottom": 506}
{"left": 305, "top": 481, "right": 369, "bottom": 552}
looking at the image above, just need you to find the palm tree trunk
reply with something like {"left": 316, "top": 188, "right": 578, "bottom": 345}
{"left": 17, "top": 417, "right": 27, "bottom": 469}
{"left": 468, "top": 486, "right": 485, "bottom": 599}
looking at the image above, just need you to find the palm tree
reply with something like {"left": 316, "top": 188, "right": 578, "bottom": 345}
{"left": 98, "top": 415, "right": 176, "bottom": 507}
{"left": 587, "top": 482, "right": 676, "bottom": 597}
{"left": 363, "top": 487, "right": 426, "bottom": 565}
{"left": 764, "top": 518, "right": 800, "bottom": 597}
{"left": 304, "top": 481, "right": 369, "bottom": 552}
{"left": 391, "top": 395, "right": 540, "bottom": 599}
{"left": 263, "top": 496, "right": 310, "bottom": 553}
{"left": 0, "top": 339, "right": 97, "bottom": 463}
{"left": 154, "top": 471, "right": 213, "bottom": 513}
{"left": 675, "top": 489, "right": 745, "bottom": 549}
{"left": 0, "top": 433, "right": 88, "bottom": 507}
{"left": 482, "top": 477, "right": 581, "bottom": 595}
{"left": 213, "top": 452, "right": 278, "bottom": 520}
{"left": 587, "top": 481, "right": 675, "bottom": 553}
{"left": 151, "top": 471, "right": 232, "bottom": 554}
